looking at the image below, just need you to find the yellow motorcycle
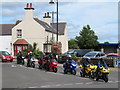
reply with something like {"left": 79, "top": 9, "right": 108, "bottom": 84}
{"left": 95, "top": 66, "right": 110, "bottom": 83}
{"left": 79, "top": 64, "right": 97, "bottom": 77}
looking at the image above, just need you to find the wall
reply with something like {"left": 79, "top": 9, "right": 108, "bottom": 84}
{"left": 12, "top": 18, "right": 46, "bottom": 55}
{"left": 0, "top": 36, "right": 11, "bottom": 54}
{"left": 58, "top": 26, "right": 68, "bottom": 53}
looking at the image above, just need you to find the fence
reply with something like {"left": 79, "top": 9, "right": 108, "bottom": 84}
{"left": 75, "top": 57, "right": 120, "bottom": 67}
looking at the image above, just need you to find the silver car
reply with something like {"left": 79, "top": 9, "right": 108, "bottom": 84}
{"left": 83, "top": 51, "right": 106, "bottom": 58}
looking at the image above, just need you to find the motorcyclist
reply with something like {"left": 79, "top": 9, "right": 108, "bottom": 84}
{"left": 27, "top": 52, "right": 33, "bottom": 67}
{"left": 95, "top": 58, "right": 107, "bottom": 78}
{"left": 64, "top": 55, "right": 72, "bottom": 69}
{"left": 17, "top": 51, "right": 23, "bottom": 64}
{"left": 83, "top": 57, "right": 91, "bottom": 67}
{"left": 82, "top": 57, "right": 91, "bottom": 74}
{"left": 43, "top": 53, "right": 51, "bottom": 70}
{"left": 98, "top": 58, "right": 107, "bottom": 68}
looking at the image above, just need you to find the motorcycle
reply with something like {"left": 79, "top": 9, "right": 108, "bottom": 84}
{"left": 79, "top": 64, "right": 97, "bottom": 77}
{"left": 17, "top": 55, "right": 25, "bottom": 65}
{"left": 38, "top": 58, "right": 46, "bottom": 69}
{"left": 63, "top": 61, "right": 77, "bottom": 75}
{"left": 94, "top": 66, "right": 110, "bottom": 83}
{"left": 46, "top": 59, "right": 58, "bottom": 73}
{"left": 27, "top": 56, "right": 35, "bottom": 68}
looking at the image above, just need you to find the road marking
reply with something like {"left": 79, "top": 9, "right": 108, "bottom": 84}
{"left": 115, "top": 81, "right": 120, "bottom": 83}
{"left": 64, "top": 83, "right": 73, "bottom": 85}
{"left": 28, "top": 68, "right": 35, "bottom": 69}
{"left": 81, "top": 78, "right": 88, "bottom": 79}
{"left": 75, "top": 83, "right": 83, "bottom": 85}
{"left": 86, "top": 82, "right": 93, "bottom": 84}
{"left": 11, "top": 65, "right": 16, "bottom": 67}
{"left": 54, "top": 84, "right": 62, "bottom": 86}
{"left": 41, "top": 85, "right": 51, "bottom": 88}
{"left": 28, "top": 86, "right": 39, "bottom": 88}
{"left": 108, "top": 81, "right": 113, "bottom": 83}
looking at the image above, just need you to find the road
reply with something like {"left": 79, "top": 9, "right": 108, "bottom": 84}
{"left": 1, "top": 61, "right": 119, "bottom": 89}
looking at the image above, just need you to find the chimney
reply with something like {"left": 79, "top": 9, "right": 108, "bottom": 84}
{"left": 30, "top": 3, "right": 32, "bottom": 8}
{"left": 43, "top": 12, "right": 51, "bottom": 25}
{"left": 24, "top": 3, "right": 34, "bottom": 20}
{"left": 26, "top": 3, "right": 29, "bottom": 8}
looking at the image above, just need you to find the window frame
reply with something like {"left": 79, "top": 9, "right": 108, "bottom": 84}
{"left": 17, "top": 29, "right": 22, "bottom": 38}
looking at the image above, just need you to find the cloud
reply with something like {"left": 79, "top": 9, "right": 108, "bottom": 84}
{"left": 0, "top": 2, "right": 118, "bottom": 43}
{"left": 58, "top": 2, "right": 118, "bottom": 43}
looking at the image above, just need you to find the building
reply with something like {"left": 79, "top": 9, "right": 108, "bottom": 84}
{"left": 10, "top": 3, "right": 68, "bottom": 55}
{"left": 0, "top": 24, "right": 15, "bottom": 54}
{"left": 99, "top": 43, "right": 119, "bottom": 54}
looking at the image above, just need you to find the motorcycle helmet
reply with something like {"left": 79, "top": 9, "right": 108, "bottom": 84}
{"left": 67, "top": 54, "right": 72, "bottom": 60}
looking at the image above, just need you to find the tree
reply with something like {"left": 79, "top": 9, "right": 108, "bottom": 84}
{"left": 22, "top": 42, "right": 43, "bottom": 58}
{"left": 68, "top": 39, "right": 79, "bottom": 49}
{"left": 75, "top": 25, "right": 99, "bottom": 49}
{"left": 104, "top": 41, "right": 109, "bottom": 44}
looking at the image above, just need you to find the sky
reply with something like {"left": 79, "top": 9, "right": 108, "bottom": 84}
{"left": 0, "top": 0, "right": 119, "bottom": 43}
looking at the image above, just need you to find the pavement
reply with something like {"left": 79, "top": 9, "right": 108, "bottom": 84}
{"left": 1, "top": 61, "right": 119, "bottom": 89}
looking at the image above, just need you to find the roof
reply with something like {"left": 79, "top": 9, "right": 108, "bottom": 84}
{"left": 34, "top": 18, "right": 58, "bottom": 34}
{"left": 0, "top": 24, "right": 15, "bottom": 36}
{"left": 50, "top": 23, "right": 66, "bottom": 35}
{"left": 34, "top": 18, "right": 66, "bottom": 35}
{"left": 13, "top": 39, "right": 29, "bottom": 44}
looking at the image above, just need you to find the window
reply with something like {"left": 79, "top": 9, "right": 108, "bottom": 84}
{"left": 101, "top": 53, "right": 105, "bottom": 56}
{"left": 17, "top": 29, "right": 22, "bottom": 38}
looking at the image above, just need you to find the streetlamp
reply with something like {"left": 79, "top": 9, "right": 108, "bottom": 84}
{"left": 49, "top": 0, "right": 59, "bottom": 60}
{"left": 49, "top": 0, "right": 59, "bottom": 43}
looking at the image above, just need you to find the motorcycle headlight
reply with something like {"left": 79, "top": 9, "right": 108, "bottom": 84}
{"left": 72, "top": 64, "right": 76, "bottom": 67}
{"left": 53, "top": 62, "right": 57, "bottom": 65}
{"left": 70, "top": 66, "right": 73, "bottom": 68}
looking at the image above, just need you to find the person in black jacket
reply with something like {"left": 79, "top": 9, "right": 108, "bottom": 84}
{"left": 27, "top": 52, "right": 33, "bottom": 67}
{"left": 17, "top": 51, "right": 23, "bottom": 64}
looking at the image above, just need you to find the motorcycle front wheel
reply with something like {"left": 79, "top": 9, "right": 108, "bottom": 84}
{"left": 31, "top": 62, "right": 35, "bottom": 68}
{"left": 103, "top": 74, "right": 108, "bottom": 83}
{"left": 22, "top": 60, "right": 24, "bottom": 65}
{"left": 64, "top": 69, "right": 67, "bottom": 74}
{"left": 72, "top": 70, "right": 76, "bottom": 75}
{"left": 53, "top": 67, "right": 57, "bottom": 73}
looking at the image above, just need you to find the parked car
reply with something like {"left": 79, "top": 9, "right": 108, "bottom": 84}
{"left": 0, "top": 51, "right": 13, "bottom": 62}
{"left": 63, "top": 49, "right": 91, "bottom": 57}
{"left": 59, "top": 49, "right": 91, "bottom": 63}
{"left": 83, "top": 51, "right": 106, "bottom": 58}
{"left": 106, "top": 53, "right": 120, "bottom": 59}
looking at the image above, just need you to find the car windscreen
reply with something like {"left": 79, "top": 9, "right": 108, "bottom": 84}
{"left": 67, "top": 50, "right": 75, "bottom": 54}
{"left": 1, "top": 52, "right": 10, "bottom": 55}
{"left": 84, "top": 52, "right": 97, "bottom": 57}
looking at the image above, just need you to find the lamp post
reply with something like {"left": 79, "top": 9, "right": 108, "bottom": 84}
{"left": 49, "top": 0, "right": 58, "bottom": 43}
{"left": 49, "top": 0, "right": 59, "bottom": 60}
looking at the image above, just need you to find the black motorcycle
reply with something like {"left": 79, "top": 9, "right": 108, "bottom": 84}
{"left": 17, "top": 55, "right": 25, "bottom": 65}
{"left": 27, "top": 56, "right": 35, "bottom": 68}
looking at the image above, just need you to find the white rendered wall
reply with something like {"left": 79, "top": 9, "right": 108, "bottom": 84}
{"left": 0, "top": 36, "right": 12, "bottom": 54}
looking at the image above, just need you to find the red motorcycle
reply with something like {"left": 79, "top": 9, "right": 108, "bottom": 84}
{"left": 38, "top": 58, "right": 46, "bottom": 69}
{"left": 47, "top": 59, "right": 58, "bottom": 73}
